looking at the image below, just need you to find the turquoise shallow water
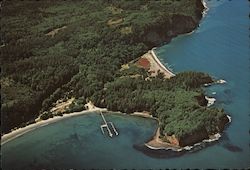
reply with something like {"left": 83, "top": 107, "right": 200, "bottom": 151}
{"left": 2, "top": 0, "right": 250, "bottom": 169}
{"left": 2, "top": 113, "right": 158, "bottom": 169}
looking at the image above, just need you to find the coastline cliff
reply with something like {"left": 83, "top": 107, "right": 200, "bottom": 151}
{"left": 136, "top": 0, "right": 230, "bottom": 148}
{"left": 165, "top": 114, "right": 229, "bottom": 147}
{"left": 140, "top": 0, "right": 204, "bottom": 48}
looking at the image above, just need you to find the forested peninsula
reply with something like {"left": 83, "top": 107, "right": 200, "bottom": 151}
{"left": 1, "top": 0, "right": 229, "bottom": 147}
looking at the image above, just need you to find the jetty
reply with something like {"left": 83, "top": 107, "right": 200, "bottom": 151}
{"left": 100, "top": 111, "right": 118, "bottom": 137}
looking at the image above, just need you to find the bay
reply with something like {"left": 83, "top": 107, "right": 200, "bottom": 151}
{"left": 2, "top": 0, "right": 250, "bottom": 169}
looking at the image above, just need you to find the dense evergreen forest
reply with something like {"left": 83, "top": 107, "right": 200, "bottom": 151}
{"left": 1, "top": 0, "right": 227, "bottom": 140}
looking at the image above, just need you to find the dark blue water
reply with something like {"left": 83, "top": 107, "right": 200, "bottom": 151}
{"left": 2, "top": 0, "right": 250, "bottom": 169}
{"left": 156, "top": 0, "right": 250, "bottom": 167}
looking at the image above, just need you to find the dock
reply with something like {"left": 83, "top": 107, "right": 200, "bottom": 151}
{"left": 108, "top": 122, "right": 118, "bottom": 136}
{"left": 100, "top": 111, "right": 118, "bottom": 137}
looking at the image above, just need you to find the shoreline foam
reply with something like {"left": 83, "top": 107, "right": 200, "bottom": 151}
{"left": 202, "top": 0, "right": 209, "bottom": 17}
{"left": 204, "top": 79, "right": 227, "bottom": 87}
{"left": 184, "top": 0, "right": 209, "bottom": 37}
{"left": 205, "top": 96, "right": 216, "bottom": 107}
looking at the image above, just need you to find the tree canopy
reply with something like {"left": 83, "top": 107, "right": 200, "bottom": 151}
{"left": 0, "top": 0, "right": 225, "bottom": 140}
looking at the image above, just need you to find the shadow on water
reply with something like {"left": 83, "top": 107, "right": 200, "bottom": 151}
{"left": 215, "top": 88, "right": 233, "bottom": 105}
{"left": 135, "top": 126, "right": 243, "bottom": 159}
{"left": 133, "top": 141, "right": 219, "bottom": 159}
{"left": 28, "top": 160, "right": 51, "bottom": 170}
{"left": 70, "top": 133, "right": 80, "bottom": 141}
{"left": 133, "top": 137, "right": 224, "bottom": 159}
{"left": 218, "top": 133, "right": 243, "bottom": 153}
{"left": 223, "top": 89, "right": 231, "bottom": 95}
{"left": 222, "top": 143, "right": 243, "bottom": 152}
{"left": 133, "top": 144, "right": 186, "bottom": 159}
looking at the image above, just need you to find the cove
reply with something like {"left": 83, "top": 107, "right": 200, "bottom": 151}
{"left": 2, "top": 0, "right": 250, "bottom": 169}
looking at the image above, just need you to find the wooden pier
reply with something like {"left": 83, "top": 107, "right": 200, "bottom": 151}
{"left": 100, "top": 111, "right": 118, "bottom": 137}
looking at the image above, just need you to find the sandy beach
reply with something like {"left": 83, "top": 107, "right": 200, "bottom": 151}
{"left": 1, "top": 103, "right": 107, "bottom": 145}
{"left": 131, "top": 111, "right": 154, "bottom": 118}
{"left": 140, "top": 49, "right": 175, "bottom": 79}
{"left": 1, "top": 102, "right": 156, "bottom": 145}
{"left": 145, "top": 127, "right": 181, "bottom": 151}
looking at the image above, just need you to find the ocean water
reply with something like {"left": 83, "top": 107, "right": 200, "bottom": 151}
{"left": 2, "top": 0, "right": 250, "bottom": 169}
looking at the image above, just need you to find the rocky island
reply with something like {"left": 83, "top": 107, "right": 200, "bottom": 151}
{"left": 1, "top": 0, "right": 229, "bottom": 149}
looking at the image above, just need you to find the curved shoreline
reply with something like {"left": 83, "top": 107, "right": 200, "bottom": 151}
{"left": 1, "top": 108, "right": 155, "bottom": 145}
{"left": 1, "top": 108, "right": 107, "bottom": 145}
{"left": 147, "top": 2, "right": 209, "bottom": 78}
{"left": 183, "top": 0, "right": 209, "bottom": 37}
{"left": 151, "top": 49, "right": 175, "bottom": 77}
{"left": 140, "top": 49, "right": 175, "bottom": 79}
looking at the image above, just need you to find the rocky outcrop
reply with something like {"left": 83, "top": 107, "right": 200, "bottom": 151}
{"left": 178, "top": 127, "right": 209, "bottom": 147}
{"left": 195, "top": 93, "right": 208, "bottom": 106}
{"left": 142, "top": 15, "right": 197, "bottom": 47}
{"left": 195, "top": 0, "right": 205, "bottom": 19}
{"left": 165, "top": 116, "right": 230, "bottom": 147}
{"left": 218, "top": 114, "right": 230, "bottom": 132}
